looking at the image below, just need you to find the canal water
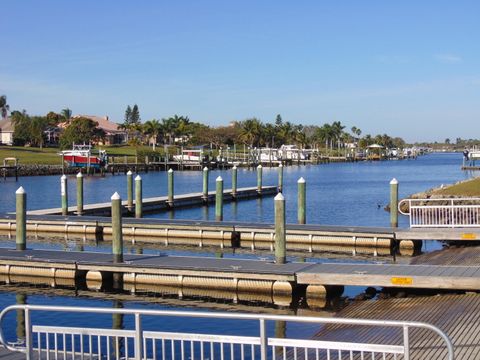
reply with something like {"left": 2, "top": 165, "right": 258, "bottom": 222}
{"left": 0, "top": 152, "right": 476, "bottom": 355}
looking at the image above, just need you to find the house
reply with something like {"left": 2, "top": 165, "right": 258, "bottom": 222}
{"left": 69, "top": 115, "right": 127, "bottom": 145}
{"left": 0, "top": 118, "right": 14, "bottom": 145}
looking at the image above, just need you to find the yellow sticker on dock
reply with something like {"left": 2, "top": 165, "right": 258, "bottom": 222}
{"left": 461, "top": 233, "right": 477, "bottom": 240}
{"left": 391, "top": 277, "right": 413, "bottom": 285}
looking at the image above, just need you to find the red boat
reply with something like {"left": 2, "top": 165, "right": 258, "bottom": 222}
{"left": 60, "top": 144, "right": 107, "bottom": 169}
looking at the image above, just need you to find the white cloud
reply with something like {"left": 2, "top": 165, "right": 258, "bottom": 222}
{"left": 434, "top": 54, "right": 463, "bottom": 64}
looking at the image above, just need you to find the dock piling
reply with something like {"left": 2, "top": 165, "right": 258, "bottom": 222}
{"left": 111, "top": 192, "right": 124, "bottom": 263}
{"left": 202, "top": 167, "right": 209, "bottom": 203}
{"left": 278, "top": 163, "right": 283, "bottom": 193}
{"left": 257, "top": 164, "right": 263, "bottom": 195}
{"left": 135, "top": 175, "right": 142, "bottom": 218}
{"left": 127, "top": 170, "right": 133, "bottom": 211}
{"left": 298, "top": 177, "right": 306, "bottom": 224}
{"left": 232, "top": 165, "right": 237, "bottom": 199}
{"left": 167, "top": 168, "right": 174, "bottom": 207}
{"left": 216, "top": 176, "right": 224, "bottom": 221}
{"left": 61, "top": 175, "right": 68, "bottom": 216}
{"left": 390, "top": 178, "right": 399, "bottom": 228}
{"left": 16, "top": 187, "right": 26, "bottom": 250}
{"left": 275, "top": 192, "right": 286, "bottom": 264}
{"left": 76, "top": 171, "right": 83, "bottom": 215}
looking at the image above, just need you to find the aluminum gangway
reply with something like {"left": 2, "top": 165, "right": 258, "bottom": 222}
{"left": 0, "top": 305, "right": 454, "bottom": 360}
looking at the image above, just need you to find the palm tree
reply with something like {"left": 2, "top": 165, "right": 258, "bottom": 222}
{"left": 61, "top": 108, "right": 72, "bottom": 120}
{"left": 0, "top": 95, "right": 10, "bottom": 120}
{"left": 239, "top": 118, "right": 262, "bottom": 147}
{"left": 143, "top": 119, "right": 163, "bottom": 151}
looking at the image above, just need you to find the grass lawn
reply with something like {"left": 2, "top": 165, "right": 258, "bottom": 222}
{"left": 0, "top": 145, "right": 156, "bottom": 165}
{"left": 433, "top": 177, "right": 480, "bottom": 197}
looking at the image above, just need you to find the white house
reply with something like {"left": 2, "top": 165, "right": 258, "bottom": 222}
{"left": 0, "top": 118, "right": 14, "bottom": 145}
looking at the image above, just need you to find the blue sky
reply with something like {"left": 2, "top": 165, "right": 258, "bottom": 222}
{"left": 1, "top": 1, "right": 479, "bottom": 142}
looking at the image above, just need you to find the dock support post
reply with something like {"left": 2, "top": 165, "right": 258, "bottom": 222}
{"left": 275, "top": 193, "right": 286, "bottom": 264}
{"left": 232, "top": 165, "right": 237, "bottom": 199}
{"left": 298, "top": 177, "right": 306, "bottom": 224}
{"left": 111, "top": 192, "right": 124, "bottom": 263}
{"left": 76, "top": 171, "right": 83, "bottom": 215}
{"left": 61, "top": 174, "right": 68, "bottom": 216}
{"left": 278, "top": 163, "right": 283, "bottom": 193}
{"left": 216, "top": 176, "right": 224, "bottom": 221}
{"left": 202, "top": 166, "right": 209, "bottom": 203}
{"left": 257, "top": 164, "right": 263, "bottom": 195}
{"left": 16, "top": 186, "right": 26, "bottom": 250}
{"left": 167, "top": 168, "right": 174, "bottom": 207}
{"left": 127, "top": 170, "right": 133, "bottom": 211}
{"left": 390, "top": 178, "right": 399, "bottom": 228}
{"left": 135, "top": 175, "right": 142, "bottom": 218}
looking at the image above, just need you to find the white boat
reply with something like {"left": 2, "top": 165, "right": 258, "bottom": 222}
{"left": 173, "top": 149, "right": 202, "bottom": 163}
{"left": 59, "top": 144, "right": 107, "bottom": 169}
{"left": 278, "top": 145, "right": 306, "bottom": 160}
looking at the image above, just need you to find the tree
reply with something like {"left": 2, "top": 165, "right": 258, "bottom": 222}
{"left": 11, "top": 110, "right": 31, "bottom": 146}
{"left": 130, "top": 104, "right": 140, "bottom": 124}
{"left": 445, "top": 138, "right": 451, "bottom": 145}
{"left": 46, "top": 111, "right": 62, "bottom": 125}
{"left": 0, "top": 95, "right": 9, "bottom": 120}
{"left": 239, "top": 118, "right": 262, "bottom": 147}
{"left": 59, "top": 117, "right": 106, "bottom": 149}
{"left": 30, "top": 116, "right": 48, "bottom": 148}
{"left": 275, "top": 114, "right": 283, "bottom": 127}
{"left": 143, "top": 119, "right": 163, "bottom": 150}
{"left": 124, "top": 105, "right": 132, "bottom": 124}
{"left": 61, "top": 108, "right": 72, "bottom": 120}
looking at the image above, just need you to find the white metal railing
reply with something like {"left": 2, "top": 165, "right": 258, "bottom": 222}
{"left": 0, "top": 304, "right": 454, "bottom": 360}
{"left": 399, "top": 198, "right": 480, "bottom": 228}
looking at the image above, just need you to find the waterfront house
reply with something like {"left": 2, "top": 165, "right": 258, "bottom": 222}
{"left": 0, "top": 118, "right": 14, "bottom": 145}
{"left": 66, "top": 115, "right": 127, "bottom": 145}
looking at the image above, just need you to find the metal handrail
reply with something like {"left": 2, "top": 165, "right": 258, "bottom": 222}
{"left": 0, "top": 304, "right": 455, "bottom": 360}
{"left": 399, "top": 197, "right": 480, "bottom": 215}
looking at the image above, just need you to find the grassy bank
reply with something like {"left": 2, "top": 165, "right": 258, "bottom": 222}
{"left": 432, "top": 177, "right": 480, "bottom": 197}
{"left": 0, "top": 145, "right": 154, "bottom": 165}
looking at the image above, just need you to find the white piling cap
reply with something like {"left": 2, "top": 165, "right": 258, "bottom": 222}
{"left": 279, "top": 163, "right": 283, "bottom": 168}
{"left": 216, "top": 176, "right": 223, "bottom": 181}
{"left": 203, "top": 166, "right": 209, "bottom": 171}
{"left": 274, "top": 192, "right": 285, "bottom": 201}
{"left": 135, "top": 175, "right": 142, "bottom": 181}
{"left": 111, "top": 192, "right": 121, "bottom": 200}
{"left": 16, "top": 186, "right": 25, "bottom": 194}
{"left": 168, "top": 168, "right": 173, "bottom": 173}
{"left": 390, "top": 178, "right": 398, "bottom": 185}
{"left": 232, "top": 165, "right": 237, "bottom": 170}
{"left": 298, "top": 177, "right": 306, "bottom": 183}
{"left": 61, "top": 174, "right": 67, "bottom": 180}
{"left": 76, "top": 171, "right": 83, "bottom": 178}
{"left": 257, "top": 164, "right": 262, "bottom": 169}
{"left": 127, "top": 170, "right": 133, "bottom": 175}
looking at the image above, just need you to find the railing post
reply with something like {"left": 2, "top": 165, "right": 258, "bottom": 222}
{"left": 61, "top": 175, "right": 68, "bottom": 216}
{"left": 24, "top": 308, "right": 32, "bottom": 360}
{"left": 16, "top": 187, "right": 26, "bottom": 251}
{"left": 259, "top": 318, "right": 267, "bottom": 360}
{"left": 134, "top": 313, "right": 143, "bottom": 360}
{"left": 390, "top": 178, "right": 398, "bottom": 228}
{"left": 403, "top": 325, "right": 410, "bottom": 360}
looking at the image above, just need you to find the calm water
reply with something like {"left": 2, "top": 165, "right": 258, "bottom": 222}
{"left": 0, "top": 152, "right": 476, "bottom": 350}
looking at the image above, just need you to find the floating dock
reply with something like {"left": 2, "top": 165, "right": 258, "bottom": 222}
{"left": 27, "top": 186, "right": 278, "bottom": 216}
{"left": 1, "top": 248, "right": 480, "bottom": 305}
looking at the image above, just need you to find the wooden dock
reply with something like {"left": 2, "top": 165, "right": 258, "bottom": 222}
{"left": 314, "top": 293, "right": 480, "bottom": 359}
